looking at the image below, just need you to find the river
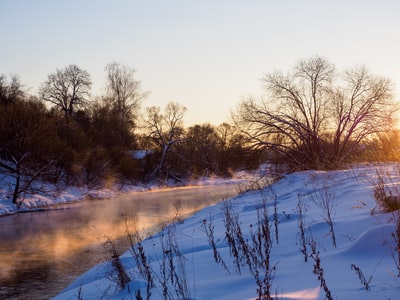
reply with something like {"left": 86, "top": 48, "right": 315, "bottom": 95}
{"left": 0, "top": 184, "right": 239, "bottom": 299}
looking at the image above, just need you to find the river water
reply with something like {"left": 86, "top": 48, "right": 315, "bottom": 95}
{"left": 0, "top": 184, "right": 238, "bottom": 299}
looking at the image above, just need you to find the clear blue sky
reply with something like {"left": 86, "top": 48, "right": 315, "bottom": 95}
{"left": 1, "top": 0, "right": 399, "bottom": 125}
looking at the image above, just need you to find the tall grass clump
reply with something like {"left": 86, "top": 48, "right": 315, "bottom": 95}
{"left": 222, "top": 200, "right": 250, "bottom": 275}
{"left": 103, "top": 236, "right": 131, "bottom": 291}
{"left": 126, "top": 219, "right": 154, "bottom": 300}
{"left": 124, "top": 210, "right": 191, "bottom": 300}
{"left": 221, "top": 195, "right": 277, "bottom": 300}
{"left": 371, "top": 167, "right": 400, "bottom": 213}
{"left": 158, "top": 223, "right": 191, "bottom": 300}
{"left": 250, "top": 197, "right": 276, "bottom": 300}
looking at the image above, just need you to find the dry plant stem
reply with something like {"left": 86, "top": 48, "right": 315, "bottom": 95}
{"left": 297, "top": 194, "right": 308, "bottom": 262}
{"left": 77, "top": 286, "right": 84, "bottom": 300}
{"left": 272, "top": 192, "right": 279, "bottom": 245}
{"left": 126, "top": 219, "right": 154, "bottom": 300}
{"left": 159, "top": 223, "right": 190, "bottom": 300}
{"left": 311, "top": 184, "right": 337, "bottom": 248}
{"left": 253, "top": 198, "right": 275, "bottom": 300}
{"left": 392, "top": 211, "right": 400, "bottom": 277}
{"left": 135, "top": 289, "right": 143, "bottom": 300}
{"left": 350, "top": 264, "right": 371, "bottom": 291}
{"left": 222, "top": 200, "right": 243, "bottom": 274}
{"left": 309, "top": 239, "right": 333, "bottom": 300}
{"left": 202, "top": 215, "right": 230, "bottom": 273}
{"left": 221, "top": 198, "right": 276, "bottom": 300}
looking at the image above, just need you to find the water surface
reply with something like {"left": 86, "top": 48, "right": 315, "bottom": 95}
{"left": 0, "top": 184, "right": 238, "bottom": 299}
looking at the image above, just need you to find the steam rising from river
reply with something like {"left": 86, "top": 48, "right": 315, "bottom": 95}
{"left": 3, "top": 194, "right": 204, "bottom": 265}
{"left": 0, "top": 185, "right": 237, "bottom": 298}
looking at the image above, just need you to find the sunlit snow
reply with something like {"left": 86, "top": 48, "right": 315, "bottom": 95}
{"left": 2, "top": 165, "right": 400, "bottom": 299}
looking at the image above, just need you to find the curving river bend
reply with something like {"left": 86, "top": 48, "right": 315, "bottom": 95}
{"left": 0, "top": 184, "right": 239, "bottom": 299}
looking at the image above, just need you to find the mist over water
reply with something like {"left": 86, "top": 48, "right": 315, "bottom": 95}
{"left": 0, "top": 184, "right": 238, "bottom": 299}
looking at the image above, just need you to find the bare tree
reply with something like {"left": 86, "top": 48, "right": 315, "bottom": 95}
{"left": 40, "top": 64, "right": 92, "bottom": 119}
{"left": 233, "top": 56, "right": 397, "bottom": 169}
{"left": 100, "top": 63, "right": 148, "bottom": 147}
{"left": 330, "top": 66, "right": 396, "bottom": 165}
{"left": 144, "top": 102, "right": 187, "bottom": 178}
{"left": 104, "top": 62, "right": 148, "bottom": 123}
{"left": 0, "top": 74, "right": 24, "bottom": 105}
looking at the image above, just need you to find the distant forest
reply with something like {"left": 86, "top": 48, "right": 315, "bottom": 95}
{"left": 1, "top": 57, "right": 399, "bottom": 205}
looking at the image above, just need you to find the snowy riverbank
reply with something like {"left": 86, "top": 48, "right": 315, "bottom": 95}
{"left": 0, "top": 170, "right": 258, "bottom": 216}
{"left": 54, "top": 164, "right": 400, "bottom": 299}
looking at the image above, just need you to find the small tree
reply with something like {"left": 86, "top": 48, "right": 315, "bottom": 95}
{"left": 144, "top": 101, "right": 187, "bottom": 179}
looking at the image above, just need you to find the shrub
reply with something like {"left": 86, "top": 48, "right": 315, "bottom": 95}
{"left": 371, "top": 168, "right": 400, "bottom": 213}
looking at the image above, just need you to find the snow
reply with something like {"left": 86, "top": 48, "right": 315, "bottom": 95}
{"left": 50, "top": 165, "right": 400, "bottom": 299}
{"left": 128, "top": 150, "right": 155, "bottom": 160}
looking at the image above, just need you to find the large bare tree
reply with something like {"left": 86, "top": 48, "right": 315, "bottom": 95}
{"left": 234, "top": 56, "right": 397, "bottom": 169}
{"left": 40, "top": 64, "right": 92, "bottom": 119}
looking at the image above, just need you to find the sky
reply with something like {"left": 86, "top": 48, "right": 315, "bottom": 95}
{"left": 1, "top": 0, "right": 400, "bottom": 125}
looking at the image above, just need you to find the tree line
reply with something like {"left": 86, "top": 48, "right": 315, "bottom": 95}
{"left": 1, "top": 56, "right": 399, "bottom": 206}
{"left": 0, "top": 63, "right": 260, "bottom": 206}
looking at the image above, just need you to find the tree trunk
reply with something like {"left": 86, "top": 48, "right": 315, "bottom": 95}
{"left": 12, "top": 163, "right": 21, "bottom": 206}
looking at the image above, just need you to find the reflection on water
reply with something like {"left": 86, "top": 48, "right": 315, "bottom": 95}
{"left": 0, "top": 184, "right": 238, "bottom": 299}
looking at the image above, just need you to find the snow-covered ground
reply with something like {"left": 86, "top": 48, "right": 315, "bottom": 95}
{"left": 52, "top": 165, "right": 400, "bottom": 299}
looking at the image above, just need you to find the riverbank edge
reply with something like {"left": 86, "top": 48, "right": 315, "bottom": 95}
{"left": 0, "top": 173, "right": 256, "bottom": 217}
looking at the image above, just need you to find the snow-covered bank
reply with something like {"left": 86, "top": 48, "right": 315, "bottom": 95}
{"left": 0, "top": 171, "right": 256, "bottom": 216}
{"left": 0, "top": 180, "right": 146, "bottom": 216}
{"left": 54, "top": 165, "right": 400, "bottom": 299}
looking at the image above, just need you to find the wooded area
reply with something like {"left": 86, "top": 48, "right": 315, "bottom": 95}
{"left": 0, "top": 63, "right": 259, "bottom": 206}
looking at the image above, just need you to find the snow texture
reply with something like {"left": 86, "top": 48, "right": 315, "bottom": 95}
{"left": 51, "top": 165, "right": 400, "bottom": 299}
